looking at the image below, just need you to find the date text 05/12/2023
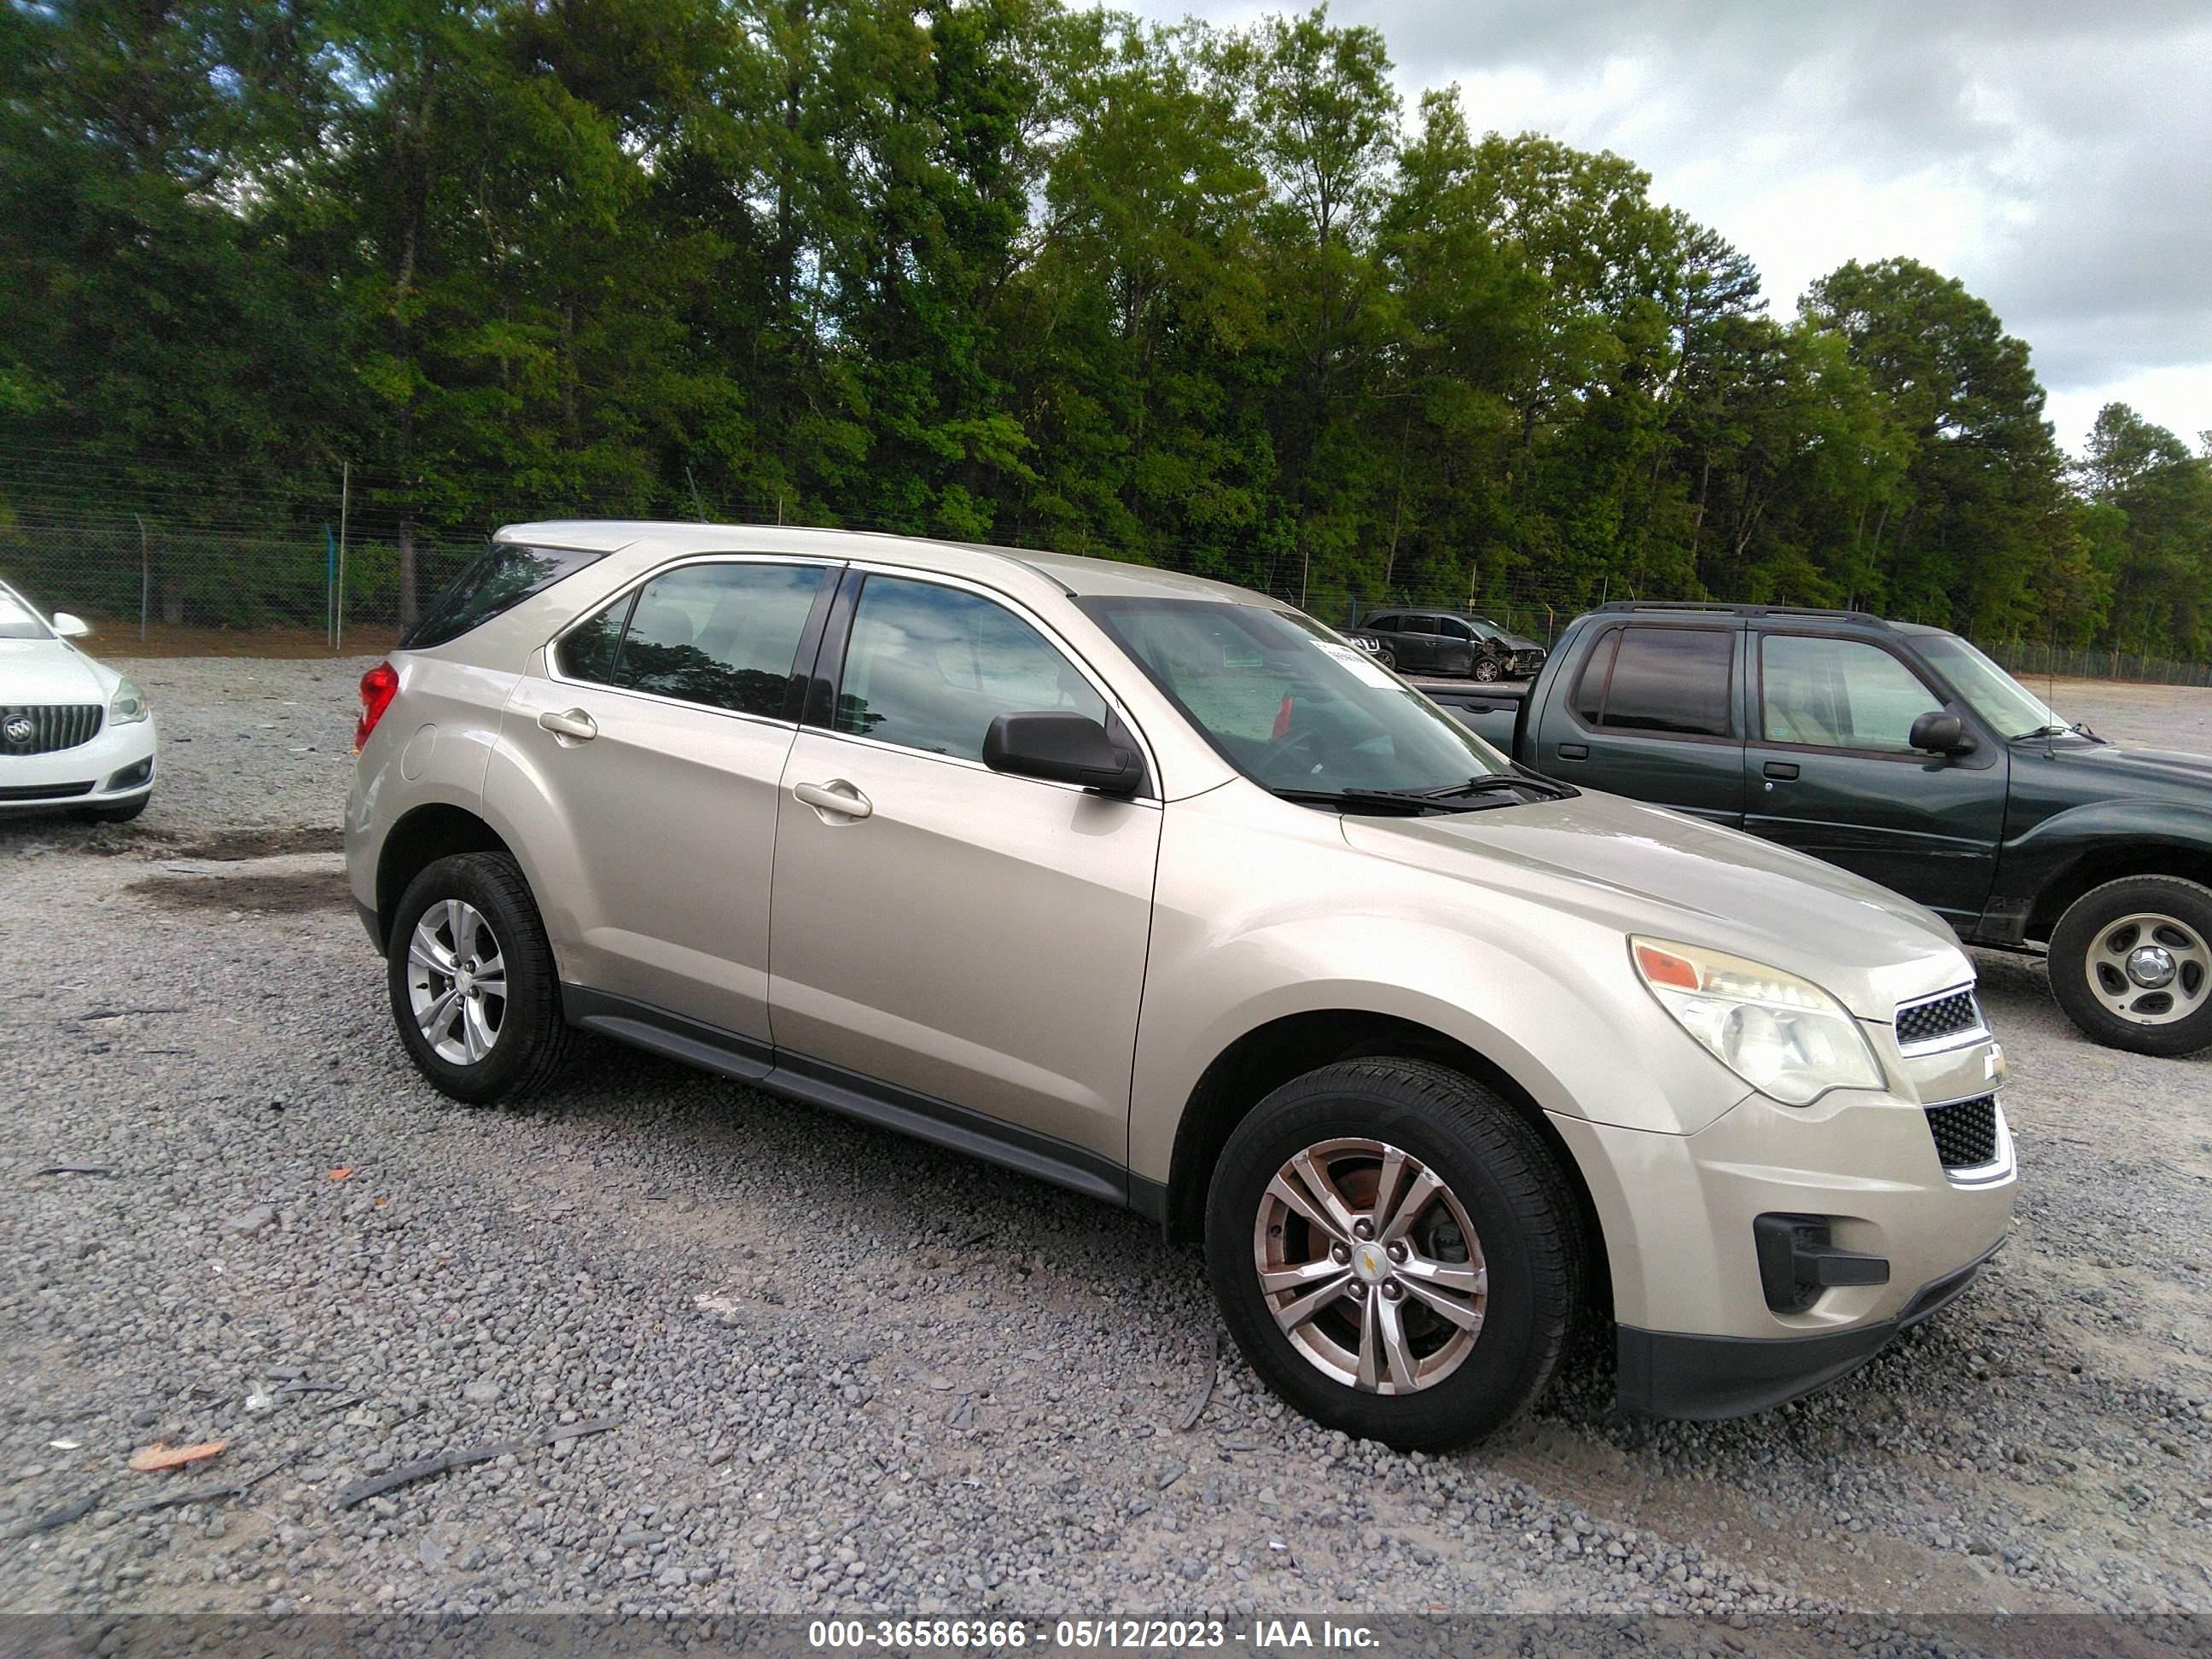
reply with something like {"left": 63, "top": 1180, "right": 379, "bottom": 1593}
{"left": 806, "top": 1618, "right": 1382, "bottom": 1650}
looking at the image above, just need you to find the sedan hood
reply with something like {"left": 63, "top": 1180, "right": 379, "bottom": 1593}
{"left": 1342, "top": 789, "right": 1970, "bottom": 1021}
{"left": 0, "top": 637, "right": 110, "bottom": 703}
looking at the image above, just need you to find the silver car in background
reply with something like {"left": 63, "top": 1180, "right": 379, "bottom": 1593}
{"left": 345, "top": 523, "right": 2013, "bottom": 1448}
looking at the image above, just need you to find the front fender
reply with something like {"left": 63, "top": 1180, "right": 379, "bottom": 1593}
{"left": 1127, "top": 786, "right": 1749, "bottom": 1185}
{"left": 1995, "top": 796, "right": 2212, "bottom": 919}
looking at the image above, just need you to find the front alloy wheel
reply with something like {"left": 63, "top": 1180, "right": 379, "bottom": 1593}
{"left": 1471, "top": 655, "right": 1503, "bottom": 683}
{"left": 1255, "top": 1138, "right": 1487, "bottom": 1394}
{"left": 2051, "top": 875, "right": 2212, "bottom": 1057}
{"left": 1207, "top": 1057, "right": 1582, "bottom": 1450}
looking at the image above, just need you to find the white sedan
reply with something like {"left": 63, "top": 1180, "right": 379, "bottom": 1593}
{"left": 0, "top": 580, "right": 157, "bottom": 823}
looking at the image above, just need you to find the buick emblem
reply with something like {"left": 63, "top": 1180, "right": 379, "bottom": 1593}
{"left": 2, "top": 715, "right": 33, "bottom": 744}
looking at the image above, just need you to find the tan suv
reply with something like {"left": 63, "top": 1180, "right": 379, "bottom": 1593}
{"left": 346, "top": 523, "right": 2015, "bottom": 1449}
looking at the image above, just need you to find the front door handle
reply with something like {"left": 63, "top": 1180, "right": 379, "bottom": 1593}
{"left": 1763, "top": 760, "right": 1800, "bottom": 780}
{"left": 793, "top": 779, "right": 872, "bottom": 821}
{"left": 538, "top": 707, "right": 597, "bottom": 742}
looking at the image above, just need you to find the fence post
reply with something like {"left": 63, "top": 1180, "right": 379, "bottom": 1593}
{"left": 335, "top": 460, "right": 349, "bottom": 655}
{"left": 325, "top": 523, "right": 338, "bottom": 649}
{"left": 135, "top": 514, "right": 149, "bottom": 644}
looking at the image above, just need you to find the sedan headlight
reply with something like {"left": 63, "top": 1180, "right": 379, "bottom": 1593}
{"left": 1630, "top": 936, "right": 1884, "bottom": 1106}
{"left": 109, "top": 677, "right": 149, "bottom": 725}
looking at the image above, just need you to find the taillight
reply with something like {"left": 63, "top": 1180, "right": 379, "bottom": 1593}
{"left": 355, "top": 661, "right": 399, "bottom": 751}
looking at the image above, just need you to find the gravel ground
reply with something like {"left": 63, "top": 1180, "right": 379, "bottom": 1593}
{"left": 2, "top": 662, "right": 2209, "bottom": 1623}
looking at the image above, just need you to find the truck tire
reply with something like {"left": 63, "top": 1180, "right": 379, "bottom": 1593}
{"left": 387, "top": 852, "right": 576, "bottom": 1103}
{"left": 2049, "top": 875, "right": 2212, "bottom": 1057}
{"left": 1204, "top": 1057, "right": 1584, "bottom": 1450}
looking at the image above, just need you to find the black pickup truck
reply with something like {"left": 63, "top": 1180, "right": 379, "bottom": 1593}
{"left": 1421, "top": 601, "right": 2212, "bottom": 1057}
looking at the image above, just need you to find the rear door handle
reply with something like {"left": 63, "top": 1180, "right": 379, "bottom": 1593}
{"left": 793, "top": 779, "right": 872, "bottom": 821}
{"left": 1556, "top": 742, "right": 1589, "bottom": 760}
{"left": 538, "top": 707, "right": 597, "bottom": 742}
{"left": 1763, "top": 760, "right": 1800, "bottom": 780}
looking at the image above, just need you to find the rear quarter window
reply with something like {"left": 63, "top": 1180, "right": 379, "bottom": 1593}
{"left": 400, "top": 544, "right": 607, "bottom": 651}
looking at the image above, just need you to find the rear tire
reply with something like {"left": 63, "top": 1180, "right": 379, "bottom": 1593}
{"left": 387, "top": 852, "right": 574, "bottom": 1103}
{"left": 2049, "top": 875, "right": 2212, "bottom": 1057}
{"left": 1204, "top": 1058, "right": 1584, "bottom": 1451}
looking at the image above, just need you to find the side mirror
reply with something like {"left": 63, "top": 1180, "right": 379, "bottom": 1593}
{"left": 51, "top": 612, "right": 90, "bottom": 639}
{"left": 983, "top": 711, "right": 1142, "bottom": 796}
{"left": 1909, "top": 710, "right": 1975, "bottom": 757}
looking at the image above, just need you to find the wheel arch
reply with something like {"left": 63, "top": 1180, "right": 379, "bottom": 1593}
{"left": 373, "top": 802, "right": 516, "bottom": 949}
{"left": 2025, "top": 838, "right": 2212, "bottom": 942}
{"left": 1161, "top": 1009, "right": 1610, "bottom": 1314}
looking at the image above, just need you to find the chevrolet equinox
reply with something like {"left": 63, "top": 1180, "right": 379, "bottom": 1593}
{"left": 346, "top": 524, "right": 2016, "bottom": 1449}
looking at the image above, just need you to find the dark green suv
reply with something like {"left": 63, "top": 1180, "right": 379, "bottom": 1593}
{"left": 1441, "top": 602, "right": 2212, "bottom": 1057}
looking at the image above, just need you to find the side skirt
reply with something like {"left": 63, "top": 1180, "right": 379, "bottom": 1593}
{"left": 562, "top": 986, "right": 1130, "bottom": 1209}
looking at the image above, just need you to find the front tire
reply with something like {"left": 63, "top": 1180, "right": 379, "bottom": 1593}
{"left": 1372, "top": 649, "right": 1395, "bottom": 671}
{"left": 79, "top": 795, "right": 149, "bottom": 824}
{"left": 1204, "top": 1058, "right": 1584, "bottom": 1451}
{"left": 387, "top": 852, "right": 574, "bottom": 1103}
{"left": 1471, "top": 655, "right": 1503, "bottom": 684}
{"left": 2049, "top": 875, "right": 2212, "bottom": 1057}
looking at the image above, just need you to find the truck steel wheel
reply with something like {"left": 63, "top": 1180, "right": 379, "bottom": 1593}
{"left": 1206, "top": 1058, "right": 1582, "bottom": 1450}
{"left": 2051, "top": 875, "right": 2212, "bottom": 1057}
{"left": 387, "top": 852, "right": 574, "bottom": 1103}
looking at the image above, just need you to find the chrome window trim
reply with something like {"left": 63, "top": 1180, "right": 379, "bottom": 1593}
{"left": 541, "top": 552, "right": 843, "bottom": 731}
{"left": 824, "top": 560, "right": 1165, "bottom": 804}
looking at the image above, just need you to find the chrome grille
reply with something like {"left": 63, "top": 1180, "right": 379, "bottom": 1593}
{"left": 1927, "top": 1094, "right": 2000, "bottom": 1169}
{"left": 0, "top": 703, "right": 104, "bottom": 755}
{"left": 1895, "top": 987, "right": 1983, "bottom": 1048}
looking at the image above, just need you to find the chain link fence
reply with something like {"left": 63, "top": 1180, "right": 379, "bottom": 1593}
{"left": 3, "top": 456, "right": 2208, "bottom": 685}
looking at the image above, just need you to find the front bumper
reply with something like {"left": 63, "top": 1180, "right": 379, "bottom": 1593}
{"left": 1549, "top": 1030, "right": 2016, "bottom": 1417}
{"left": 1615, "top": 1237, "right": 2003, "bottom": 1417}
{"left": 0, "top": 714, "right": 157, "bottom": 812}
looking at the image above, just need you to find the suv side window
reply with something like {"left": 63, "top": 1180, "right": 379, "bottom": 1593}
{"left": 835, "top": 575, "right": 1107, "bottom": 764}
{"left": 1405, "top": 615, "right": 1437, "bottom": 635}
{"left": 1438, "top": 618, "right": 1475, "bottom": 642}
{"left": 562, "top": 562, "right": 827, "bottom": 718}
{"left": 1761, "top": 635, "right": 1945, "bottom": 753}
{"left": 1365, "top": 614, "right": 1400, "bottom": 632}
{"left": 1578, "top": 626, "right": 1734, "bottom": 737}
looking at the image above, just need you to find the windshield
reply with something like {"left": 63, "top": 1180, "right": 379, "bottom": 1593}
{"left": 1916, "top": 634, "right": 2063, "bottom": 738}
{"left": 1080, "top": 597, "right": 1514, "bottom": 795}
{"left": 0, "top": 588, "right": 52, "bottom": 641}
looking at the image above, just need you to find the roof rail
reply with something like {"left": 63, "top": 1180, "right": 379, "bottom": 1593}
{"left": 1592, "top": 600, "right": 1892, "bottom": 628}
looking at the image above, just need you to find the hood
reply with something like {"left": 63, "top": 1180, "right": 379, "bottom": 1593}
{"left": 0, "top": 637, "right": 111, "bottom": 704}
{"left": 1342, "top": 790, "right": 1970, "bottom": 1021}
{"left": 1499, "top": 634, "right": 1545, "bottom": 654}
{"left": 2034, "top": 736, "right": 2212, "bottom": 798}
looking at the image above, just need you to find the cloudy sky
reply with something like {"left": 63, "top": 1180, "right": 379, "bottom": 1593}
{"left": 1126, "top": 0, "right": 2212, "bottom": 457}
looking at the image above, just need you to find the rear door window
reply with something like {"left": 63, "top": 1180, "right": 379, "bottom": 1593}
{"left": 402, "top": 543, "right": 606, "bottom": 650}
{"left": 559, "top": 562, "right": 828, "bottom": 719}
{"left": 1579, "top": 626, "right": 1735, "bottom": 737}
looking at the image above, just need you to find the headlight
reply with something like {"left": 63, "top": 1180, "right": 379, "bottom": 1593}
{"left": 1630, "top": 936, "right": 1884, "bottom": 1106}
{"left": 109, "top": 678, "right": 149, "bottom": 725}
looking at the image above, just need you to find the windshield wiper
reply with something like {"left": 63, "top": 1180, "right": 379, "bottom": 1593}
{"left": 2015, "top": 721, "right": 2103, "bottom": 744}
{"left": 1267, "top": 787, "right": 1482, "bottom": 816}
{"left": 1416, "top": 771, "right": 1580, "bottom": 803}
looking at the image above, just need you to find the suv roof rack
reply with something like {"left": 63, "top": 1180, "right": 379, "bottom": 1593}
{"left": 1593, "top": 600, "right": 1893, "bottom": 629}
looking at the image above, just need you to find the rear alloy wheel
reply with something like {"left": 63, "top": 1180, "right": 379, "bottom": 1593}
{"left": 387, "top": 852, "right": 574, "bottom": 1102}
{"left": 2051, "top": 876, "right": 2212, "bottom": 1057}
{"left": 1206, "top": 1058, "right": 1582, "bottom": 1450}
{"left": 1471, "top": 655, "right": 1503, "bottom": 683}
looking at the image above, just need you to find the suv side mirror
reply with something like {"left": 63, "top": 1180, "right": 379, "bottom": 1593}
{"left": 1909, "top": 710, "right": 1975, "bottom": 757}
{"left": 51, "top": 611, "right": 90, "bottom": 639}
{"left": 983, "top": 711, "right": 1142, "bottom": 796}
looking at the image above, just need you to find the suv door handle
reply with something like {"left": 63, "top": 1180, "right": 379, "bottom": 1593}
{"left": 1557, "top": 742, "right": 1589, "bottom": 760}
{"left": 1763, "top": 760, "right": 1800, "bottom": 780}
{"left": 793, "top": 779, "right": 872, "bottom": 821}
{"left": 538, "top": 707, "right": 597, "bottom": 742}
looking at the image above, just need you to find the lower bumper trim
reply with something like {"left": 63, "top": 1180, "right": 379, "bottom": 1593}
{"left": 1616, "top": 1237, "right": 2005, "bottom": 1420}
